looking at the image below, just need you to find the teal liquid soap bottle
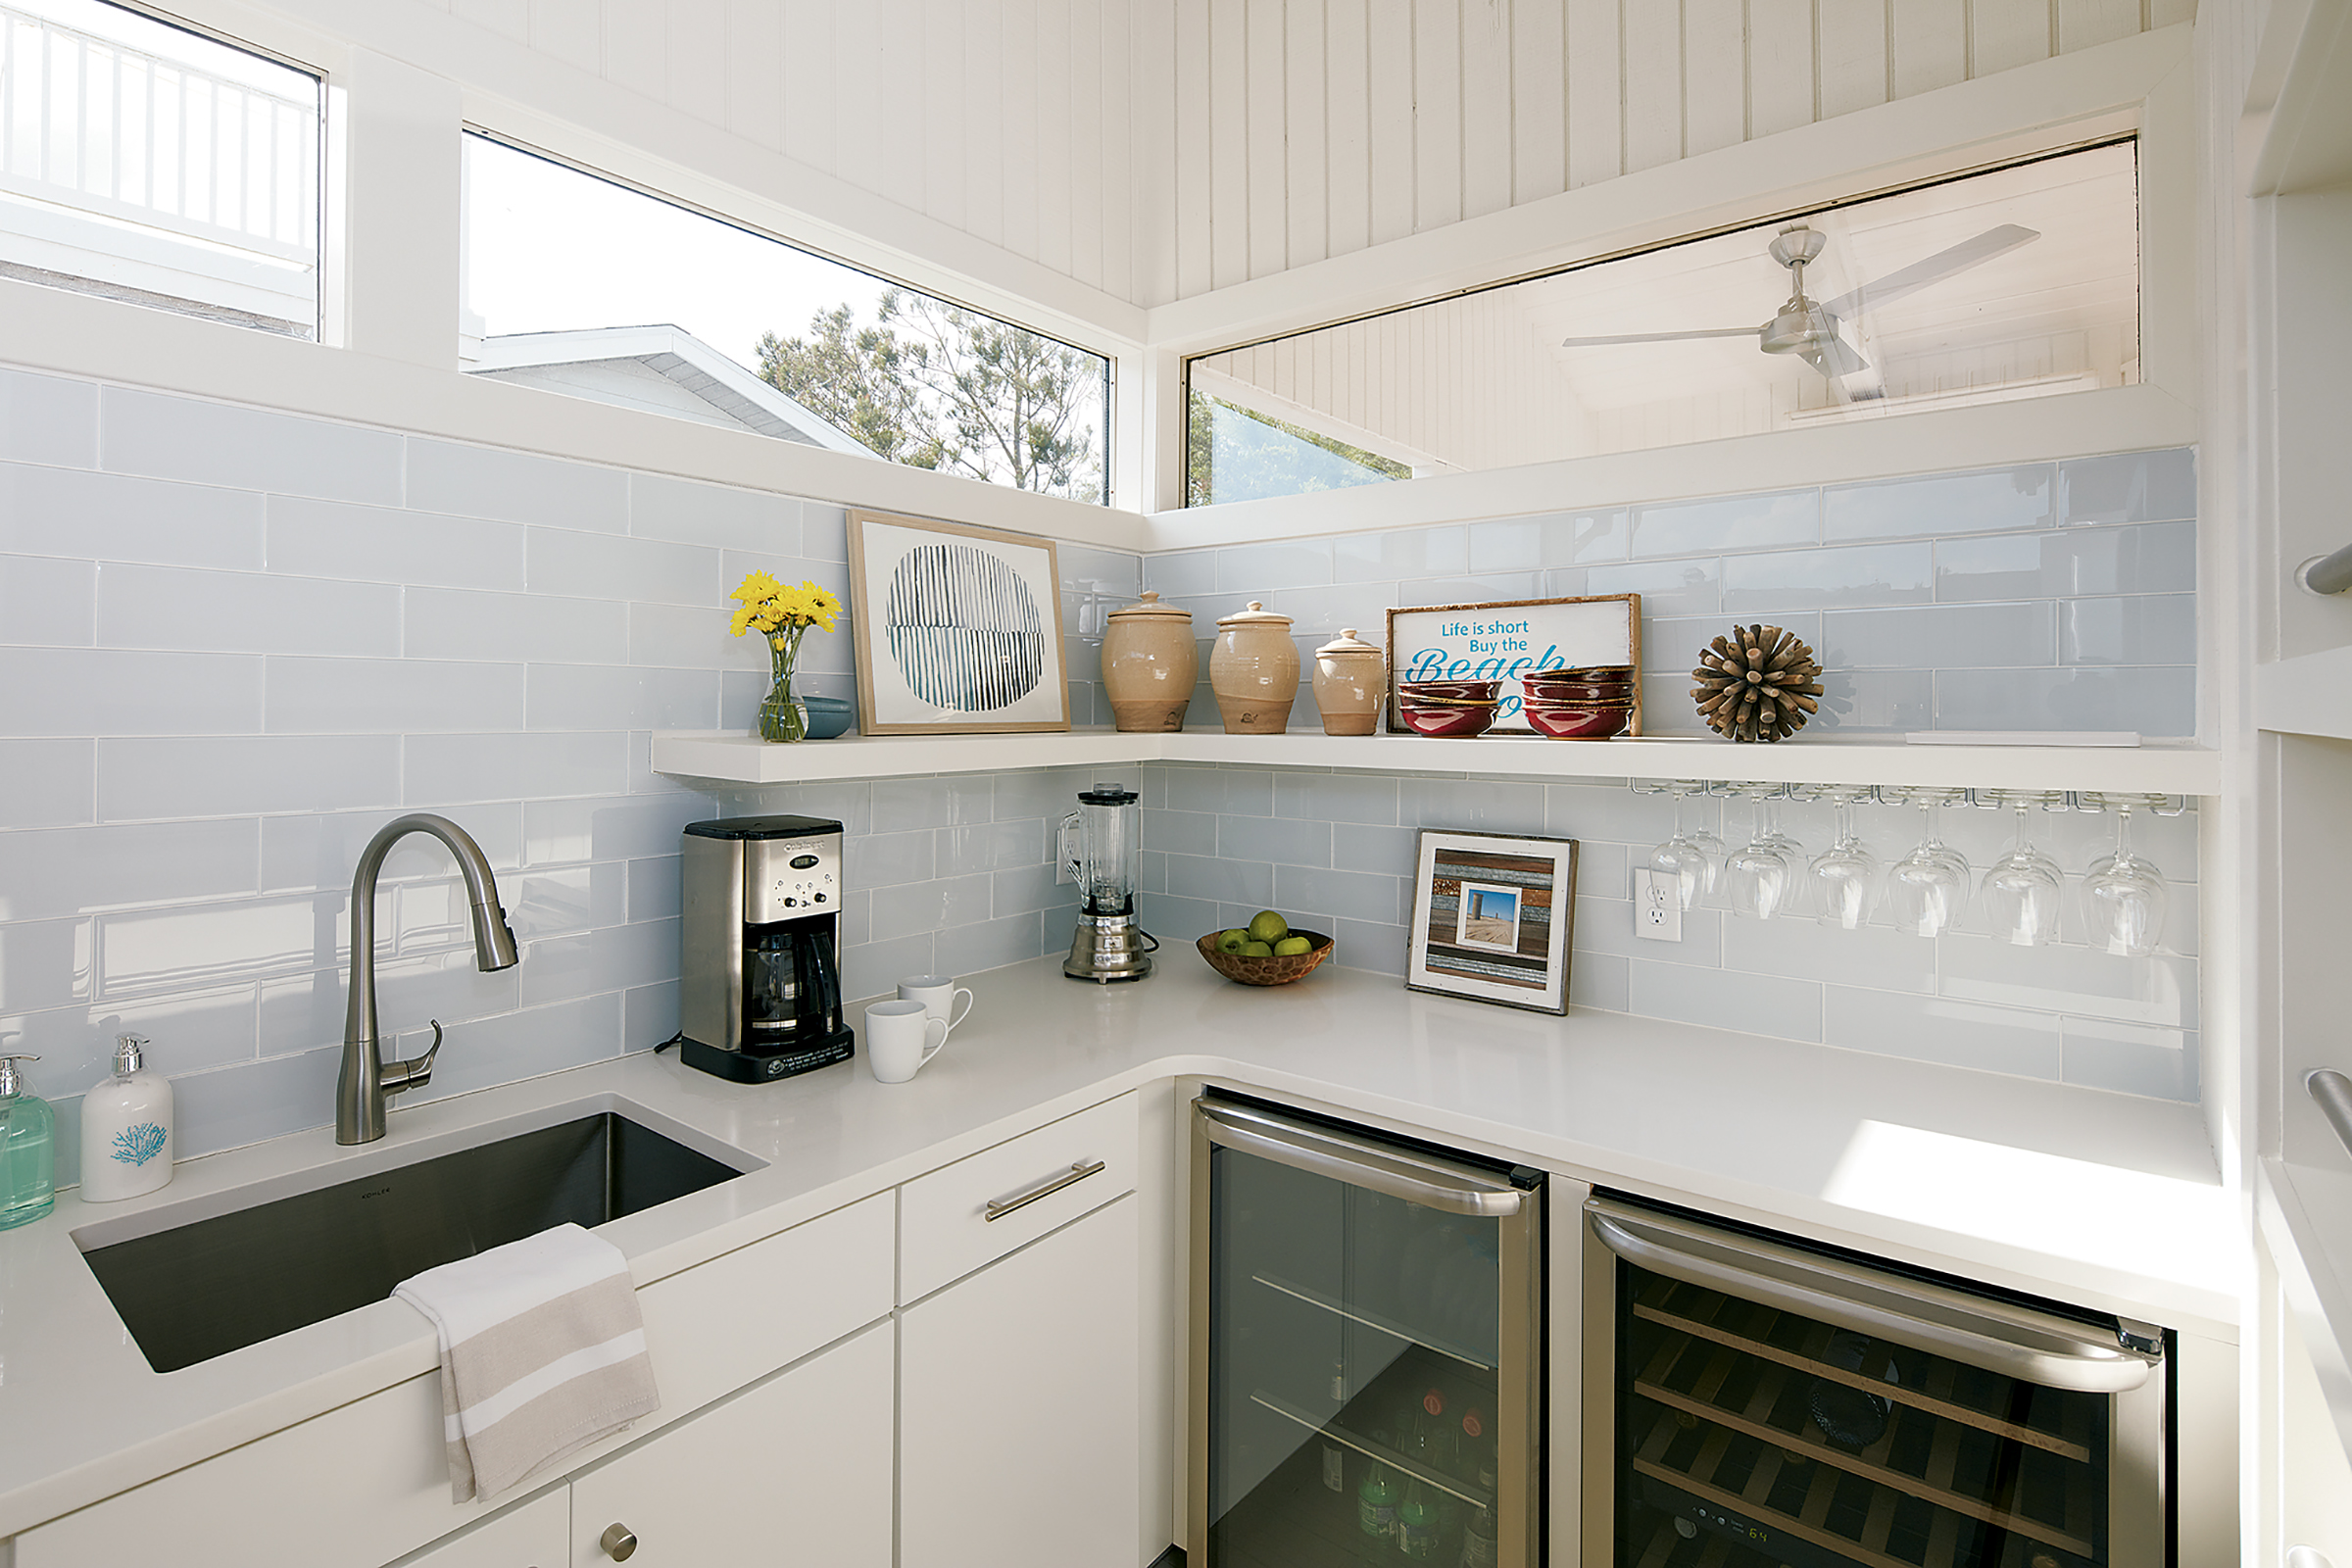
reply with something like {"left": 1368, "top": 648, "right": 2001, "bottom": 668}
{"left": 0, "top": 1054, "right": 57, "bottom": 1230}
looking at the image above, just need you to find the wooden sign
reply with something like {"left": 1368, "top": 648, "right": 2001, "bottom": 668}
{"left": 1385, "top": 593, "right": 1642, "bottom": 734}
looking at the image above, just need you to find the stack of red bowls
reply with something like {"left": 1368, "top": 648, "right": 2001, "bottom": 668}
{"left": 1520, "top": 666, "right": 1637, "bottom": 739}
{"left": 1395, "top": 679, "right": 1501, "bottom": 737}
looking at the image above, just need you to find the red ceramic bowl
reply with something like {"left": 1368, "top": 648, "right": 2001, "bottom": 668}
{"left": 1397, "top": 701, "right": 1498, "bottom": 738}
{"left": 1522, "top": 702, "right": 1632, "bottom": 740}
{"left": 1396, "top": 679, "right": 1502, "bottom": 704}
{"left": 1522, "top": 675, "right": 1636, "bottom": 703}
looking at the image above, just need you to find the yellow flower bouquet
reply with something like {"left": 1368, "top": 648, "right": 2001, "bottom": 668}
{"left": 730, "top": 570, "right": 842, "bottom": 742}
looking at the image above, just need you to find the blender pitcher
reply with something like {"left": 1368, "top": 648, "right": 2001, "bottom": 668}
{"left": 1061, "top": 786, "right": 1157, "bottom": 983}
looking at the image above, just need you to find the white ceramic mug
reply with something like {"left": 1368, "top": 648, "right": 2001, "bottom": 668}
{"left": 864, "top": 999, "right": 948, "bottom": 1083}
{"left": 897, "top": 975, "right": 975, "bottom": 1040}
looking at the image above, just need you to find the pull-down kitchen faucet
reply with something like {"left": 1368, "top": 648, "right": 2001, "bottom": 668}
{"left": 336, "top": 813, "right": 519, "bottom": 1145}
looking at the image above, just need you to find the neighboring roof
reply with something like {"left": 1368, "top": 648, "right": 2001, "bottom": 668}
{"left": 466, "top": 325, "right": 881, "bottom": 457}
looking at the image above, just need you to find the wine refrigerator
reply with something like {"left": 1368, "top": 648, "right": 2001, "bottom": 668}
{"left": 1189, "top": 1093, "right": 1547, "bottom": 1568}
{"left": 1581, "top": 1193, "right": 2171, "bottom": 1568}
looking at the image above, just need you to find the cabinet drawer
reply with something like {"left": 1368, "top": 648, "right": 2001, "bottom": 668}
{"left": 898, "top": 1092, "right": 1138, "bottom": 1302}
{"left": 16, "top": 1192, "right": 894, "bottom": 1568}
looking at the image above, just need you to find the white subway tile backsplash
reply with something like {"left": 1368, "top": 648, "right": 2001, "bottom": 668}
{"left": 2061, "top": 1016, "right": 2198, "bottom": 1099}
{"left": 403, "top": 731, "right": 629, "bottom": 804}
{"left": 875, "top": 775, "right": 996, "bottom": 834}
{"left": 1821, "top": 987, "right": 2061, "bottom": 1078}
{"left": 626, "top": 856, "right": 684, "bottom": 923}
{"left": 267, "top": 656, "right": 526, "bottom": 734}
{"left": 0, "top": 917, "right": 94, "bottom": 1012}
{"left": 517, "top": 916, "right": 679, "bottom": 1008}
{"left": 1933, "top": 666, "right": 2195, "bottom": 736}
{"left": 102, "top": 388, "right": 402, "bottom": 505}
{"left": 266, "top": 496, "right": 527, "bottom": 590}
{"left": 1166, "top": 852, "right": 1275, "bottom": 906}
{"left": 800, "top": 504, "right": 850, "bottom": 564}
{"left": 1632, "top": 489, "right": 1818, "bottom": 557}
{"left": 99, "top": 735, "right": 402, "bottom": 821}
{"left": 993, "top": 861, "right": 1077, "bottom": 917}
{"left": 1396, "top": 572, "right": 1544, "bottom": 607}
{"left": 526, "top": 663, "right": 720, "bottom": 730}
{"left": 940, "top": 818, "right": 1046, "bottom": 874}
{"left": 99, "top": 895, "right": 334, "bottom": 997}
{"left": 2058, "top": 594, "right": 2195, "bottom": 665}
{"left": 1397, "top": 776, "right": 1547, "bottom": 835}
{"left": 405, "top": 586, "right": 631, "bottom": 664}
{"left": 1722, "top": 542, "right": 1935, "bottom": 612}
{"left": 623, "top": 980, "right": 680, "bottom": 1053}
{"left": 1813, "top": 670, "right": 1935, "bottom": 732}
{"left": 408, "top": 438, "right": 629, "bottom": 531}
{"left": 1331, "top": 821, "right": 1419, "bottom": 878}
{"left": 1936, "top": 932, "right": 2196, "bottom": 1027}
{"left": 0, "top": 366, "right": 97, "bottom": 466}
{"left": 1335, "top": 917, "right": 1409, "bottom": 977}
{"left": 529, "top": 527, "right": 721, "bottom": 606}
{"left": 1630, "top": 958, "right": 1821, "bottom": 1041}
{"left": 0, "top": 818, "right": 258, "bottom": 920}
{"left": 522, "top": 795, "right": 706, "bottom": 866}
{"left": 629, "top": 471, "right": 798, "bottom": 551}
{"left": 96, "top": 563, "right": 401, "bottom": 658}
{"left": 0, "top": 554, "right": 95, "bottom": 644}
{"left": 1822, "top": 465, "right": 2052, "bottom": 541}
{"left": 262, "top": 804, "right": 523, "bottom": 891}
{"left": 1332, "top": 525, "right": 1468, "bottom": 582}
{"left": 0, "top": 462, "right": 265, "bottom": 566}
{"left": 1573, "top": 894, "right": 1725, "bottom": 966}
{"left": 1935, "top": 521, "right": 2195, "bottom": 602}
{"left": 1273, "top": 864, "right": 1406, "bottom": 925}
{"left": 7, "top": 981, "right": 262, "bottom": 1102}
{"left": 872, "top": 872, "right": 994, "bottom": 936}
{"left": 171, "top": 1043, "right": 342, "bottom": 1156}
{"left": 507, "top": 859, "right": 629, "bottom": 940}
{"left": 1723, "top": 914, "right": 1937, "bottom": 993}
{"left": 2058, "top": 449, "right": 2196, "bottom": 525}
{"left": 1822, "top": 601, "right": 2055, "bottom": 669}
{"left": 1274, "top": 770, "right": 1397, "bottom": 824}
{"left": 398, "top": 993, "right": 622, "bottom": 1105}
{"left": 1588, "top": 557, "right": 1723, "bottom": 616}
{"left": 848, "top": 827, "right": 938, "bottom": 888}
{"left": 1220, "top": 811, "right": 1330, "bottom": 867}
{"left": 0, "top": 647, "right": 262, "bottom": 735}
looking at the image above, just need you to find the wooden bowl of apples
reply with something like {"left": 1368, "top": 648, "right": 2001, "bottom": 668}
{"left": 1197, "top": 911, "right": 1336, "bottom": 986}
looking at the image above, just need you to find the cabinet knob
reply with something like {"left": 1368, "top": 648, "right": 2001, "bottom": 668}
{"left": 599, "top": 1523, "right": 639, "bottom": 1561}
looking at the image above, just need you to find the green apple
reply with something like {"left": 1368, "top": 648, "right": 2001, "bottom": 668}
{"left": 1246, "top": 909, "right": 1290, "bottom": 945}
{"left": 1241, "top": 940, "right": 1275, "bottom": 957}
{"left": 1273, "top": 935, "right": 1312, "bottom": 956}
{"left": 1214, "top": 928, "right": 1250, "bottom": 953}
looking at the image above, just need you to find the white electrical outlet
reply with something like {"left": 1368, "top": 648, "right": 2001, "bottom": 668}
{"left": 1633, "top": 869, "right": 1683, "bottom": 941}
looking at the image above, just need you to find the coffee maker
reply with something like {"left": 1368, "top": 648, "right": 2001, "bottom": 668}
{"left": 1061, "top": 786, "right": 1155, "bottom": 982}
{"left": 679, "top": 815, "right": 855, "bottom": 1082}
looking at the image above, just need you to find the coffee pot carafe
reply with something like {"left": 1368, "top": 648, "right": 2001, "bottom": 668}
{"left": 679, "top": 815, "right": 856, "bottom": 1081}
{"left": 1061, "top": 786, "right": 1155, "bottom": 983}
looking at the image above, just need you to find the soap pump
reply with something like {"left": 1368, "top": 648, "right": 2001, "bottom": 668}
{"left": 80, "top": 1034, "right": 173, "bottom": 1203}
{"left": 0, "top": 1054, "right": 56, "bottom": 1230}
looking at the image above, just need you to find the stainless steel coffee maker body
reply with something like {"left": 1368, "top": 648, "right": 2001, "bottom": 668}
{"left": 679, "top": 815, "right": 855, "bottom": 1082}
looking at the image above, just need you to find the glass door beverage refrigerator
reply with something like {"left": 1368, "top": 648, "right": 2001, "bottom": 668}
{"left": 1190, "top": 1094, "right": 1547, "bottom": 1568}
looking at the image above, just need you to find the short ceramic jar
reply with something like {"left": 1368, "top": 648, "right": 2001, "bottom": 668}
{"left": 1101, "top": 591, "right": 1198, "bottom": 732}
{"left": 1311, "top": 628, "right": 1386, "bottom": 736}
{"left": 1209, "top": 601, "right": 1300, "bottom": 734}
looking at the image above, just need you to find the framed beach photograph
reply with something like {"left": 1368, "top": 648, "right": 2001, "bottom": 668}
{"left": 1386, "top": 593, "right": 1642, "bottom": 734}
{"left": 848, "top": 509, "right": 1072, "bottom": 735}
{"left": 1406, "top": 830, "right": 1580, "bottom": 1014}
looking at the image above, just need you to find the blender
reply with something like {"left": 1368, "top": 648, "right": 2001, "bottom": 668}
{"left": 1061, "top": 786, "right": 1156, "bottom": 982}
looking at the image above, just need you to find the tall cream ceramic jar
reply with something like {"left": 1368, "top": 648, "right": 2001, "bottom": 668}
{"left": 1209, "top": 602, "right": 1300, "bottom": 734}
{"left": 1100, "top": 591, "right": 1198, "bottom": 732}
{"left": 1311, "top": 628, "right": 1386, "bottom": 735}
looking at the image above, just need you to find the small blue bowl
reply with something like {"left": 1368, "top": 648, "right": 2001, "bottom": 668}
{"left": 803, "top": 693, "right": 857, "bottom": 740}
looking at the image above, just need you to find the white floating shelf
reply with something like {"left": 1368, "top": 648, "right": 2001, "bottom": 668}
{"left": 2256, "top": 645, "right": 2352, "bottom": 743}
{"left": 654, "top": 728, "right": 2221, "bottom": 795}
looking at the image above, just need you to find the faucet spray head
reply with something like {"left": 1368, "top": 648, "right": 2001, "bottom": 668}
{"left": 469, "top": 902, "right": 520, "bottom": 972}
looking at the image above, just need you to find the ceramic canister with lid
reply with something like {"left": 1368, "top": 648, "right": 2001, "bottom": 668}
{"left": 1311, "top": 628, "right": 1386, "bottom": 736}
{"left": 1209, "top": 601, "right": 1300, "bottom": 734}
{"left": 1100, "top": 590, "right": 1198, "bottom": 732}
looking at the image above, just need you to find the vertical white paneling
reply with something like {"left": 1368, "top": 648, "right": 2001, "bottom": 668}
{"left": 1070, "top": 1, "right": 1106, "bottom": 292}
{"left": 1325, "top": 0, "right": 1371, "bottom": 258}
{"left": 922, "top": 0, "right": 968, "bottom": 233}
{"left": 1511, "top": 0, "right": 1566, "bottom": 206}
{"left": 1814, "top": 0, "right": 1887, "bottom": 118}
{"left": 1285, "top": 1, "right": 1330, "bottom": 270}
{"left": 963, "top": 0, "right": 1005, "bottom": 250}
{"left": 876, "top": 6, "right": 928, "bottom": 214}
{"left": 1413, "top": 0, "right": 1463, "bottom": 231}
{"left": 1364, "top": 0, "right": 1414, "bottom": 245}
{"left": 2146, "top": 0, "right": 2191, "bottom": 22}
{"left": 1684, "top": 0, "right": 1747, "bottom": 156}
{"left": 1621, "top": 0, "right": 1683, "bottom": 172}
{"left": 1971, "top": 0, "right": 2053, "bottom": 75}
{"left": 455, "top": 0, "right": 530, "bottom": 43}
{"left": 1563, "top": 0, "right": 1622, "bottom": 188}
{"left": 1247, "top": 0, "right": 1291, "bottom": 277}
{"left": 1034, "top": 0, "right": 1074, "bottom": 276}
{"left": 1459, "top": 0, "right": 1513, "bottom": 220}
{"left": 828, "top": 5, "right": 880, "bottom": 200}
{"left": 2056, "top": 0, "right": 2139, "bottom": 51}
{"left": 1888, "top": 0, "right": 1968, "bottom": 97}
{"left": 664, "top": 0, "right": 725, "bottom": 125}
{"left": 601, "top": 0, "right": 665, "bottom": 99}
{"left": 1000, "top": 0, "right": 1041, "bottom": 261}
{"left": 529, "top": 0, "right": 602, "bottom": 74}
{"left": 1207, "top": 0, "right": 1252, "bottom": 287}
{"left": 1173, "top": 1, "right": 1214, "bottom": 297}
{"left": 1120, "top": 0, "right": 1165, "bottom": 303}
{"left": 722, "top": 0, "right": 783, "bottom": 150}
{"left": 780, "top": 1, "right": 835, "bottom": 181}
{"left": 1747, "top": 0, "right": 1815, "bottom": 138}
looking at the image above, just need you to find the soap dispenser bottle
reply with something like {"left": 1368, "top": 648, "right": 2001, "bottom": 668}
{"left": 0, "top": 1054, "right": 56, "bottom": 1230}
{"left": 80, "top": 1034, "right": 173, "bottom": 1203}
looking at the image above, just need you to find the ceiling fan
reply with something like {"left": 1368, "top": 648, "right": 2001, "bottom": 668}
{"left": 1559, "top": 221, "right": 2041, "bottom": 386}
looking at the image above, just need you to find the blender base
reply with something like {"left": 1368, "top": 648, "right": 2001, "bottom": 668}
{"left": 1064, "top": 912, "right": 1155, "bottom": 982}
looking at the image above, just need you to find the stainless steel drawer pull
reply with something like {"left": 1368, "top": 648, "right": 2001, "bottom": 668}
{"left": 2309, "top": 1069, "right": 2352, "bottom": 1158}
{"left": 984, "top": 1158, "right": 1105, "bottom": 1222}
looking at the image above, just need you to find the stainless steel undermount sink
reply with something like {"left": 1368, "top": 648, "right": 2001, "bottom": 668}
{"left": 73, "top": 1102, "right": 759, "bottom": 1374}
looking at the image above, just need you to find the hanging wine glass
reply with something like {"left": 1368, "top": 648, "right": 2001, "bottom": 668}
{"left": 1687, "top": 789, "right": 1727, "bottom": 902}
{"left": 2084, "top": 802, "right": 2168, "bottom": 956}
{"left": 1886, "top": 792, "right": 1969, "bottom": 937}
{"left": 1808, "top": 793, "right": 1879, "bottom": 931}
{"left": 1980, "top": 795, "right": 2064, "bottom": 947}
{"left": 1760, "top": 791, "right": 1806, "bottom": 860}
{"left": 1725, "top": 795, "right": 1792, "bottom": 919}
{"left": 1645, "top": 784, "right": 1712, "bottom": 912}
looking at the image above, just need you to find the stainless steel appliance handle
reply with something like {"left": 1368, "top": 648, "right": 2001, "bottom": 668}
{"left": 2309, "top": 1068, "right": 2352, "bottom": 1159}
{"left": 1196, "top": 1100, "right": 1524, "bottom": 1217}
{"left": 984, "top": 1159, "right": 1106, "bottom": 1221}
{"left": 1587, "top": 1197, "right": 2161, "bottom": 1393}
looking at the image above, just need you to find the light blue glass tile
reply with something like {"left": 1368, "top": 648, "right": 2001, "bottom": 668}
{"left": 1274, "top": 770, "right": 1398, "bottom": 824}
{"left": 1822, "top": 602, "right": 2055, "bottom": 669}
{"left": 1166, "top": 852, "right": 1274, "bottom": 905}
{"left": 1274, "top": 864, "right": 1408, "bottom": 925}
{"left": 1810, "top": 670, "right": 1933, "bottom": 732}
{"left": 171, "top": 1045, "right": 345, "bottom": 1156}
{"left": 1721, "top": 542, "right": 1935, "bottom": 612}
{"left": 1397, "top": 776, "right": 1546, "bottom": 834}
{"left": 1219, "top": 538, "right": 1333, "bottom": 592}
{"left": 935, "top": 911, "right": 1046, "bottom": 975}
{"left": 1219, "top": 811, "right": 1331, "bottom": 867}
{"left": 1630, "top": 958, "right": 1821, "bottom": 1040}
{"left": 1820, "top": 988, "right": 2061, "bottom": 1079}
{"left": 1631, "top": 489, "right": 1818, "bottom": 558}
{"left": 2058, "top": 448, "right": 2196, "bottom": 525}
{"left": 1471, "top": 510, "right": 1629, "bottom": 571}
{"left": 2059, "top": 594, "right": 2195, "bottom": 665}
{"left": 1643, "top": 613, "right": 1822, "bottom": 672}
{"left": 1331, "top": 821, "right": 1418, "bottom": 877}
{"left": 2062, "top": 1018, "right": 2199, "bottom": 1101}
{"left": 1587, "top": 558, "right": 1723, "bottom": 616}
{"left": 1935, "top": 520, "right": 2195, "bottom": 601}
{"left": 1332, "top": 525, "right": 1468, "bottom": 582}
{"left": 1143, "top": 548, "right": 1217, "bottom": 597}
{"left": 1933, "top": 666, "right": 2195, "bottom": 736}
{"left": 1338, "top": 917, "right": 1411, "bottom": 977}
{"left": 1396, "top": 573, "right": 1544, "bottom": 606}
{"left": 1939, "top": 932, "right": 2196, "bottom": 1027}
{"left": 1568, "top": 952, "right": 1629, "bottom": 1011}
{"left": 1823, "top": 465, "right": 2053, "bottom": 541}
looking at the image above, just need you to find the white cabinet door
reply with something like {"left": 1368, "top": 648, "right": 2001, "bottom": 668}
{"left": 409, "top": 1491, "right": 568, "bottom": 1568}
{"left": 899, "top": 1195, "right": 1141, "bottom": 1568}
{"left": 567, "top": 1321, "right": 893, "bottom": 1568}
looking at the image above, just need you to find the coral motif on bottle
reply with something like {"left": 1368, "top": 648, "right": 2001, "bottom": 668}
{"left": 111, "top": 1121, "right": 167, "bottom": 1166}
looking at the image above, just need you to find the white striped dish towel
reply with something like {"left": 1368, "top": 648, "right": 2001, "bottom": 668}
{"left": 393, "top": 1222, "right": 661, "bottom": 1503}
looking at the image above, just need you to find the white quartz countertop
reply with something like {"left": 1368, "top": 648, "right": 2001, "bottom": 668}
{"left": 0, "top": 955, "right": 2240, "bottom": 1538}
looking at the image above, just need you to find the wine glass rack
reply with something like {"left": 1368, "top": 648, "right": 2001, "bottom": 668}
{"left": 1627, "top": 781, "right": 2195, "bottom": 818}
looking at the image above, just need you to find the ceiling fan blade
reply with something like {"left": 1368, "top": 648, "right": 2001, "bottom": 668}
{"left": 1820, "top": 223, "right": 2040, "bottom": 318}
{"left": 1559, "top": 326, "right": 1761, "bottom": 348}
{"left": 1802, "top": 332, "right": 1871, "bottom": 378}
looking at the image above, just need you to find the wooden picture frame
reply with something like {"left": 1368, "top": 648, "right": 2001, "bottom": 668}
{"left": 848, "top": 509, "right": 1071, "bottom": 736}
{"left": 1385, "top": 593, "right": 1643, "bottom": 735}
{"left": 1405, "top": 830, "right": 1580, "bottom": 1014}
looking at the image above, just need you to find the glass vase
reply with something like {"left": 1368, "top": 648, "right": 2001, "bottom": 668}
{"left": 756, "top": 629, "right": 808, "bottom": 743}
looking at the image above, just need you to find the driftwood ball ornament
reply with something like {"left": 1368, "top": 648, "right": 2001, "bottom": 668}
{"left": 1691, "top": 623, "right": 1825, "bottom": 743}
